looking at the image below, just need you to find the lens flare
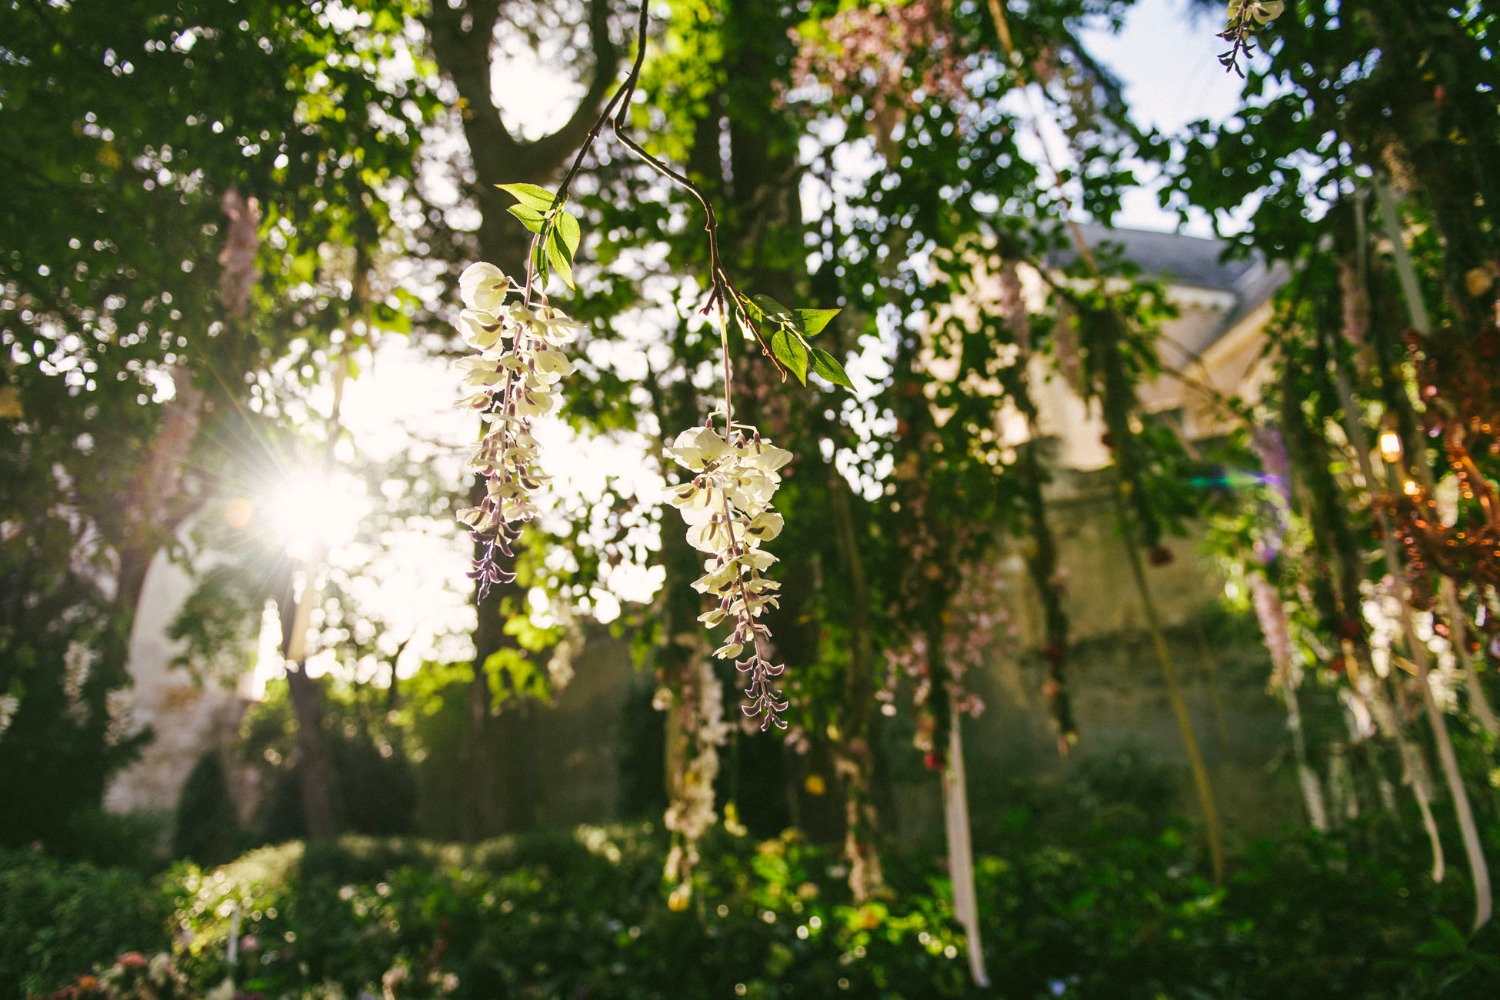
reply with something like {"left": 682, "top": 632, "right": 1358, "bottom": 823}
{"left": 265, "top": 468, "right": 368, "bottom": 561}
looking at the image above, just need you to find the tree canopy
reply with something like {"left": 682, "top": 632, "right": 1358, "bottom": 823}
{"left": 3, "top": 0, "right": 1498, "bottom": 970}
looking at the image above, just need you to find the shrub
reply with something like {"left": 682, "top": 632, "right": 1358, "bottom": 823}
{"left": 0, "top": 850, "right": 171, "bottom": 998}
{"left": 10, "top": 820, "right": 1499, "bottom": 999}
{"left": 240, "top": 680, "right": 417, "bottom": 844}
{"left": 52, "top": 807, "right": 171, "bottom": 874}
{"left": 173, "top": 751, "right": 245, "bottom": 868}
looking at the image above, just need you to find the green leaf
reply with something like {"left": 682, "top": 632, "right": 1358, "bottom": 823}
{"left": 555, "top": 210, "right": 582, "bottom": 257}
{"left": 546, "top": 232, "right": 575, "bottom": 290}
{"left": 770, "top": 329, "right": 808, "bottom": 384}
{"left": 796, "top": 308, "right": 840, "bottom": 337}
{"left": 531, "top": 242, "right": 549, "bottom": 285}
{"left": 753, "top": 294, "right": 797, "bottom": 328}
{"left": 483, "top": 647, "right": 550, "bottom": 706}
{"left": 495, "top": 182, "right": 558, "bottom": 212}
{"left": 507, "top": 203, "right": 547, "bottom": 235}
{"left": 372, "top": 301, "right": 411, "bottom": 337}
{"left": 810, "top": 348, "right": 856, "bottom": 391}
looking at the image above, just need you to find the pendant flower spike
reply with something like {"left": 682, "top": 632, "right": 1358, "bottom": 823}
{"left": 454, "top": 261, "right": 581, "bottom": 595}
{"left": 1218, "top": 0, "right": 1284, "bottom": 75}
{"left": 665, "top": 422, "right": 793, "bottom": 730}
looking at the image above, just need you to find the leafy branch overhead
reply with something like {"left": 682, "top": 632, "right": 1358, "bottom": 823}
{"left": 494, "top": 185, "right": 852, "bottom": 390}
{"left": 497, "top": 182, "right": 584, "bottom": 290}
{"left": 488, "top": 0, "right": 851, "bottom": 395}
{"left": 747, "top": 295, "right": 855, "bottom": 390}
{"left": 473, "top": 1, "right": 859, "bottom": 754}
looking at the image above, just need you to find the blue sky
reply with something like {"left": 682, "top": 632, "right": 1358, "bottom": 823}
{"left": 1083, "top": 0, "right": 1247, "bottom": 234}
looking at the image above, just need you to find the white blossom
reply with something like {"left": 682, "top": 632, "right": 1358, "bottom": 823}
{"left": 63, "top": 640, "right": 93, "bottom": 699}
{"left": 452, "top": 262, "right": 582, "bottom": 595}
{"left": 458, "top": 261, "right": 509, "bottom": 313}
{"left": 664, "top": 423, "right": 792, "bottom": 730}
{"left": 63, "top": 640, "right": 95, "bottom": 724}
{"left": 1227, "top": 0, "right": 1283, "bottom": 25}
{"left": 104, "top": 688, "right": 137, "bottom": 747}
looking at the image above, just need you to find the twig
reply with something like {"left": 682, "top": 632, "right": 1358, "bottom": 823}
{"left": 541, "top": 1, "right": 787, "bottom": 379}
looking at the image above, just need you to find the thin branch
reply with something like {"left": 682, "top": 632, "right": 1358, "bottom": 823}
{"left": 542, "top": 1, "right": 788, "bottom": 379}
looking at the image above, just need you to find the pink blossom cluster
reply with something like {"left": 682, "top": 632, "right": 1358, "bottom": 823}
{"left": 787, "top": 0, "right": 971, "bottom": 155}
{"left": 881, "top": 542, "right": 1012, "bottom": 761}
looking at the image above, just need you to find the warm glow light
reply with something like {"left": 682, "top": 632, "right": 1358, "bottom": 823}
{"left": 265, "top": 468, "right": 368, "bottom": 561}
{"left": 1403, "top": 479, "right": 1421, "bottom": 497}
{"left": 1378, "top": 430, "right": 1403, "bottom": 466}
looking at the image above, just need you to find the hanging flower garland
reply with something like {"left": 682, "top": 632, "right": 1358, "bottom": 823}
{"left": 448, "top": 0, "right": 852, "bottom": 900}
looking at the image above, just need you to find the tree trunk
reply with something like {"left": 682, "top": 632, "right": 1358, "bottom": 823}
{"left": 828, "top": 474, "right": 884, "bottom": 900}
{"left": 114, "top": 368, "right": 204, "bottom": 619}
{"left": 278, "top": 572, "right": 338, "bottom": 842}
{"left": 1114, "top": 478, "right": 1226, "bottom": 884}
{"left": 425, "top": 0, "right": 622, "bottom": 839}
{"left": 459, "top": 483, "right": 504, "bottom": 840}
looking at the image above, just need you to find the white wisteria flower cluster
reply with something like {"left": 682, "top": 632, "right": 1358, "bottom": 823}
{"left": 664, "top": 422, "right": 793, "bottom": 730}
{"left": 453, "top": 262, "right": 581, "bottom": 594}
{"left": 103, "top": 688, "right": 139, "bottom": 748}
{"left": 62, "top": 639, "right": 95, "bottom": 725}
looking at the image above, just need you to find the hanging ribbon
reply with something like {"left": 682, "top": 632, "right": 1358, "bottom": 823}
{"left": 942, "top": 698, "right": 990, "bottom": 987}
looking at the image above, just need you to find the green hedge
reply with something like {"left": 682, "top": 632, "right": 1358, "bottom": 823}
{"left": 7, "top": 822, "right": 1499, "bottom": 999}
{"left": 0, "top": 850, "right": 173, "bottom": 998}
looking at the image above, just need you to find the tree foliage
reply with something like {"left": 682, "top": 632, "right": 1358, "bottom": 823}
{"left": 0, "top": 0, "right": 435, "bottom": 847}
{"left": 3, "top": 0, "right": 1499, "bottom": 968}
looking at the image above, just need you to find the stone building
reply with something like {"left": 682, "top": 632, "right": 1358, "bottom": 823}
{"left": 938, "top": 225, "right": 1297, "bottom": 841}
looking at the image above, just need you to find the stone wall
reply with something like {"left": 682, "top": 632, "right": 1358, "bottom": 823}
{"left": 503, "top": 465, "right": 1304, "bottom": 847}
{"left": 872, "top": 466, "right": 1303, "bottom": 848}
{"left": 105, "top": 550, "right": 253, "bottom": 824}
{"left": 111, "top": 474, "right": 1303, "bottom": 853}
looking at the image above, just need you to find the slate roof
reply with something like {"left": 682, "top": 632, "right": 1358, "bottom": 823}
{"left": 1066, "top": 222, "right": 1260, "bottom": 291}
{"left": 1058, "top": 222, "right": 1288, "bottom": 359}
